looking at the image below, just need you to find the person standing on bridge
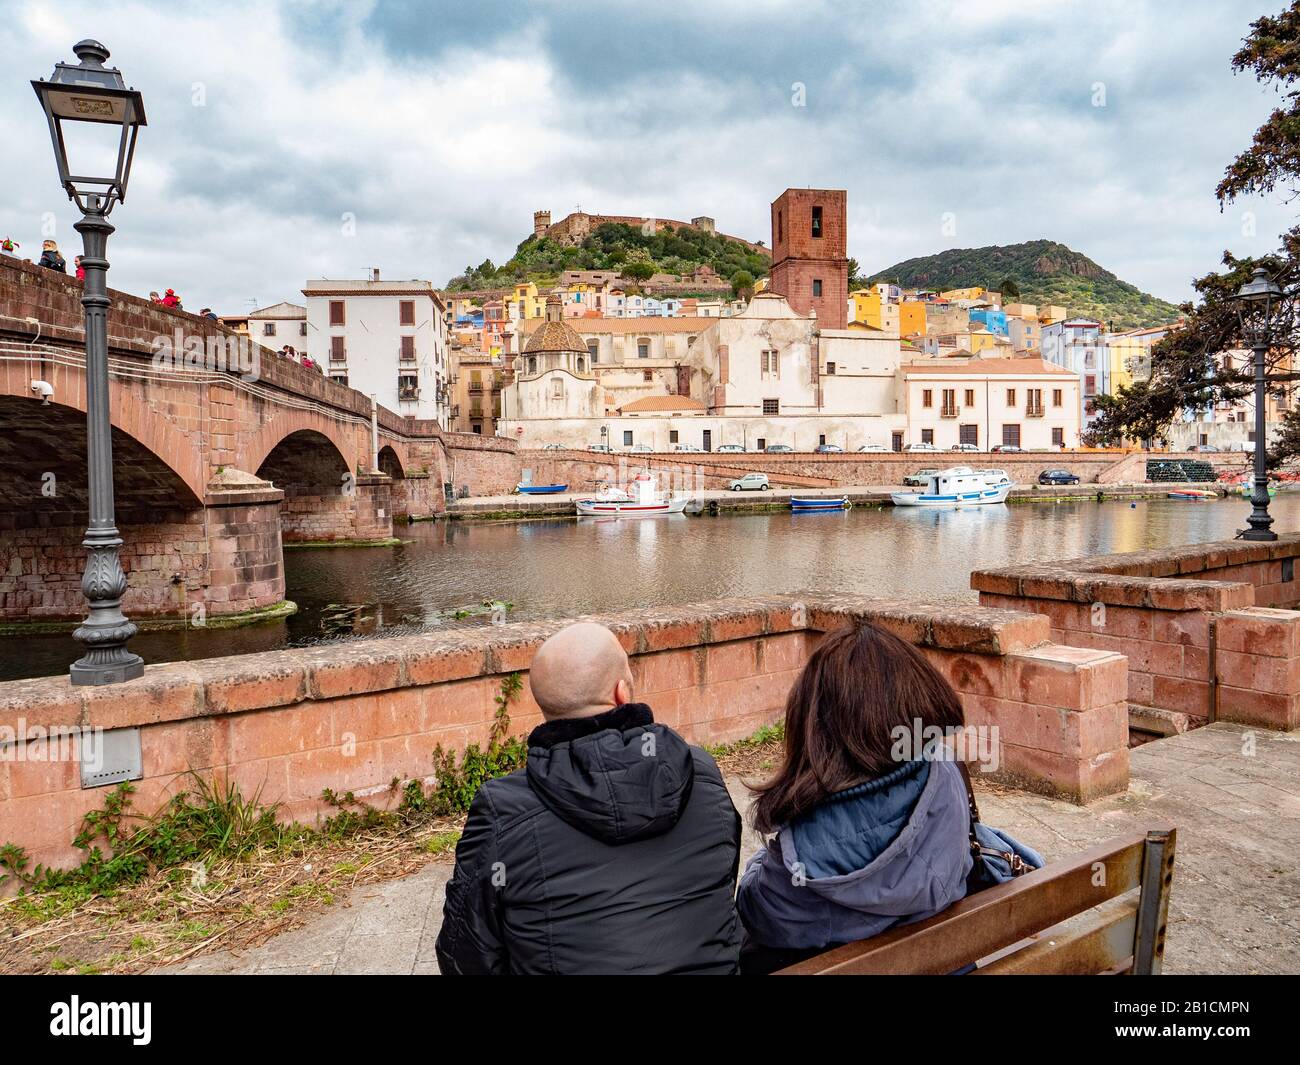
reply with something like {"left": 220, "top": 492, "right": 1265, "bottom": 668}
{"left": 38, "top": 240, "right": 65, "bottom": 273}
{"left": 436, "top": 621, "right": 743, "bottom": 975}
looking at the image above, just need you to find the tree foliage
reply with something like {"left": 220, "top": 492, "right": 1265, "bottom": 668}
{"left": 445, "top": 221, "right": 769, "bottom": 292}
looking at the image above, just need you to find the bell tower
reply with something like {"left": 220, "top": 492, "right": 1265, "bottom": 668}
{"left": 767, "top": 189, "right": 848, "bottom": 329}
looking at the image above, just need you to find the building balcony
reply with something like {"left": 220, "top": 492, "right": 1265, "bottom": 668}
{"left": 939, "top": 406, "right": 960, "bottom": 418}
{"left": 330, "top": 352, "right": 347, "bottom": 363}
{"left": 468, "top": 383, "right": 484, "bottom": 393}
{"left": 1026, "top": 405, "right": 1045, "bottom": 418}
{"left": 398, "top": 385, "right": 420, "bottom": 401}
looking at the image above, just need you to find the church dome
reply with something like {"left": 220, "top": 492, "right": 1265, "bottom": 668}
{"left": 524, "top": 294, "right": 586, "bottom": 354}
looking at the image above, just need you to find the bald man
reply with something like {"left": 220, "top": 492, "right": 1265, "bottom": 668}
{"left": 436, "top": 622, "right": 742, "bottom": 975}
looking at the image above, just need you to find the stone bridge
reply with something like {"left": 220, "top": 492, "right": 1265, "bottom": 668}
{"left": 0, "top": 256, "right": 520, "bottom": 626}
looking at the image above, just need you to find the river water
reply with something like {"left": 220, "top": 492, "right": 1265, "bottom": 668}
{"left": 3, "top": 495, "right": 1296, "bottom": 682}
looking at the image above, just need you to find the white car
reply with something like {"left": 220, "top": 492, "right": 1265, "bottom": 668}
{"left": 540, "top": 443, "right": 566, "bottom": 451}
{"left": 672, "top": 443, "right": 703, "bottom": 453}
{"left": 857, "top": 444, "right": 890, "bottom": 452}
{"left": 728, "top": 472, "right": 771, "bottom": 491}
{"left": 716, "top": 444, "right": 747, "bottom": 453}
{"left": 625, "top": 444, "right": 654, "bottom": 453}
{"left": 903, "top": 442, "right": 938, "bottom": 452}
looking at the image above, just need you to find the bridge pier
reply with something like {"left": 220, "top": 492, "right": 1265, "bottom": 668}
{"left": 0, "top": 470, "right": 290, "bottom": 628}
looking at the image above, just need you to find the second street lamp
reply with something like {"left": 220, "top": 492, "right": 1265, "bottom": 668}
{"left": 32, "top": 40, "right": 148, "bottom": 684}
{"left": 1233, "top": 265, "right": 1283, "bottom": 543}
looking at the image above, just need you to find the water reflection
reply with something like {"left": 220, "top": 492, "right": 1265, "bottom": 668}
{"left": 2, "top": 496, "right": 1295, "bottom": 681}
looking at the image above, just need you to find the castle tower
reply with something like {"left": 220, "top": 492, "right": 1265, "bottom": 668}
{"left": 533, "top": 210, "right": 552, "bottom": 239}
{"left": 767, "top": 189, "right": 848, "bottom": 329}
{"left": 691, "top": 215, "right": 716, "bottom": 236}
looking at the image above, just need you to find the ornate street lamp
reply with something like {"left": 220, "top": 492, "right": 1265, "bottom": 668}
{"left": 1233, "top": 265, "right": 1283, "bottom": 543}
{"left": 32, "top": 41, "right": 147, "bottom": 684}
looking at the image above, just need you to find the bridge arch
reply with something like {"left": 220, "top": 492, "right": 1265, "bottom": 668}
{"left": 0, "top": 362, "right": 207, "bottom": 503}
{"left": 0, "top": 394, "right": 203, "bottom": 519}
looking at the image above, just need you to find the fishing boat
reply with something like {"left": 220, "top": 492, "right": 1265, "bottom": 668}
{"left": 791, "top": 496, "right": 849, "bottom": 511}
{"left": 890, "top": 467, "right": 1013, "bottom": 508}
{"left": 516, "top": 482, "right": 568, "bottom": 494}
{"left": 575, "top": 474, "right": 688, "bottom": 517}
{"left": 1168, "top": 488, "right": 1217, "bottom": 500}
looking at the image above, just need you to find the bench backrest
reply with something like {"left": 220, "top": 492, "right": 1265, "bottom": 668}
{"left": 777, "top": 827, "right": 1176, "bottom": 975}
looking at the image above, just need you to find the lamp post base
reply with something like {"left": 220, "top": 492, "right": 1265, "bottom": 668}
{"left": 70, "top": 652, "right": 145, "bottom": 686}
{"left": 1240, "top": 528, "right": 1279, "bottom": 542}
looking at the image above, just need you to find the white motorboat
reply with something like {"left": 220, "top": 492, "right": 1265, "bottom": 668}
{"left": 576, "top": 474, "right": 689, "bottom": 517}
{"left": 891, "top": 466, "right": 1013, "bottom": 507}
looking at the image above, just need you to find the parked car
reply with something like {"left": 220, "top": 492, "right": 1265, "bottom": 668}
{"left": 672, "top": 443, "right": 703, "bottom": 453}
{"left": 729, "top": 472, "right": 771, "bottom": 491}
{"left": 587, "top": 444, "right": 612, "bottom": 453}
{"left": 716, "top": 443, "right": 747, "bottom": 453}
{"left": 856, "top": 444, "right": 890, "bottom": 452}
{"left": 764, "top": 444, "right": 795, "bottom": 453}
{"left": 950, "top": 442, "right": 981, "bottom": 452}
{"left": 903, "top": 468, "right": 940, "bottom": 487}
{"left": 541, "top": 443, "right": 566, "bottom": 451}
{"left": 902, "top": 442, "right": 938, "bottom": 452}
{"left": 991, "top": 444, "right": 1023, "bottom": 453}
{"left": 625, "top": 444, "right": 654, "bottom": 453}
{"left": 814, "top": 444, "right": 843, "bottom": 453}
{"left": 1038, "top": 469, "right": 1080, "bottom": 485}
{"left": 1187, "top": 444, "right": 1221, "bottom": 452}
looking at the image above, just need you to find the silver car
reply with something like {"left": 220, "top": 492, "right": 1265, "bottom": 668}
{"left": 728, "top": 472, "right": 771, "bottom": 491}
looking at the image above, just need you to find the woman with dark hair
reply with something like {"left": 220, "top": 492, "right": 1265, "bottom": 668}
{"left": 736, "top": 622, "right": 974, "bottom": 973}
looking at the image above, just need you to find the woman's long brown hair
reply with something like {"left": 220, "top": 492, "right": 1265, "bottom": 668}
{"left": 751, "top": 622, "right": 965, "bottom": 834}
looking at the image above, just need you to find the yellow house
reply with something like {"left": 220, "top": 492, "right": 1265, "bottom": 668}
{"left": 899, "top": 299, "right": 926, "bottom": 337}
{"left": 940, "top": 286, "right": 986, "bottom": 302}
{"left": 850, "top": 284, "right": 899, "bottom": 333}
{"left": 959, "top": 328, "right": 1000, "bottom": 354}
{"left": 507, "top": 282, "right": 545, "bottom": 321}
{"left": 1038, "top": 304, "right": 1068, "bottom": 325}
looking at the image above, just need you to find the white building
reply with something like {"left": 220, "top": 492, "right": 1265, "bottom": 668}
{"left": 303, "top": 273, "right": 449, "bottom": 426}
{"left": 902, "top": 357, "right": 1080, "bottom": 450}
{"left": 247, "top": 301, "right": 307, "bottom": 351}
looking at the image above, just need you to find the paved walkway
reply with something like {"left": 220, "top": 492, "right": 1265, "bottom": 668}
{"left": 158, "top": 724, "right": 1300, "bottom": 975}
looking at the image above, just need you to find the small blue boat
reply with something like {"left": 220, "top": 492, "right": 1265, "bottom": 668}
{"left": 517, "top": 483, "right": 568, "bottom": 495}
{"left": 791, "top": 496, "right": 848, "bottom": 511}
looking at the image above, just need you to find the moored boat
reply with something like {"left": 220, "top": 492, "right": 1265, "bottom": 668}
{"left": 791, "top": 496, "right": 848, "bottom": 511}
{"left": 575, "top": 474, "right": 687, "bottom": 517}
{"left": 890, "top": 467, "right": 1012, "bottom": 508}
{"left": 516, "top": 483, "right": 568, "bottom": 495}
{"left": 1168, "top": 489, "right": 1217, "bottom": 500}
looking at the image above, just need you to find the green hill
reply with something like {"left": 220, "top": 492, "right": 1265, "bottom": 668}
{"left": 444, "top": 222, "right": 770, "bottom": 294}
{"left": 867, "top": 240, "right": 1180, "bottom": 330}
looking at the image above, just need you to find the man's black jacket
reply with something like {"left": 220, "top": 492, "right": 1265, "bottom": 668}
{"left": 435, "top": 703, "right": 742, "bottom": 974}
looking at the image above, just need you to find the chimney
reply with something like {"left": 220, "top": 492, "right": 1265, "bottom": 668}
{"left": 372, "top": 267, "right": 381, "bottom": 281}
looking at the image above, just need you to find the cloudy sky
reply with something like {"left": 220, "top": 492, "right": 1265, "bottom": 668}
{"left": 2, "top": 0, "right": 1294, "bottom": 313}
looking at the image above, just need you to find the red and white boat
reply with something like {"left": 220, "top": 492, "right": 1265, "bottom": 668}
{"left": 575, "top": 474, "right": 689, "bottom": 517}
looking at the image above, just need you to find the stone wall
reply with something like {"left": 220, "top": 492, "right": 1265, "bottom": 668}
{"left": 973, "top": 536, "right": 1300, "bottom": 731}
{"left": 442, "top": 432, "right": 522, "bottom": 497}
{"left": 0, "top": 594, "right": 1130, "bottom": 875}
{"left": 518, "top": 447, "right": 1242, "bottom": 490}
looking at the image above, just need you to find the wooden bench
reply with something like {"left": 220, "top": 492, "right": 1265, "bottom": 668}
{"left": 777, "top": 827, "right": 1176, "bottom": 975}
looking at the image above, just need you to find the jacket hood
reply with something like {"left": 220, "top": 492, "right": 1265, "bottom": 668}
{"left": 526, "top": 703, "right": 695, "bottom": 846}
{"left": 737, "top": 757, "right": 972, "bottom": 950}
